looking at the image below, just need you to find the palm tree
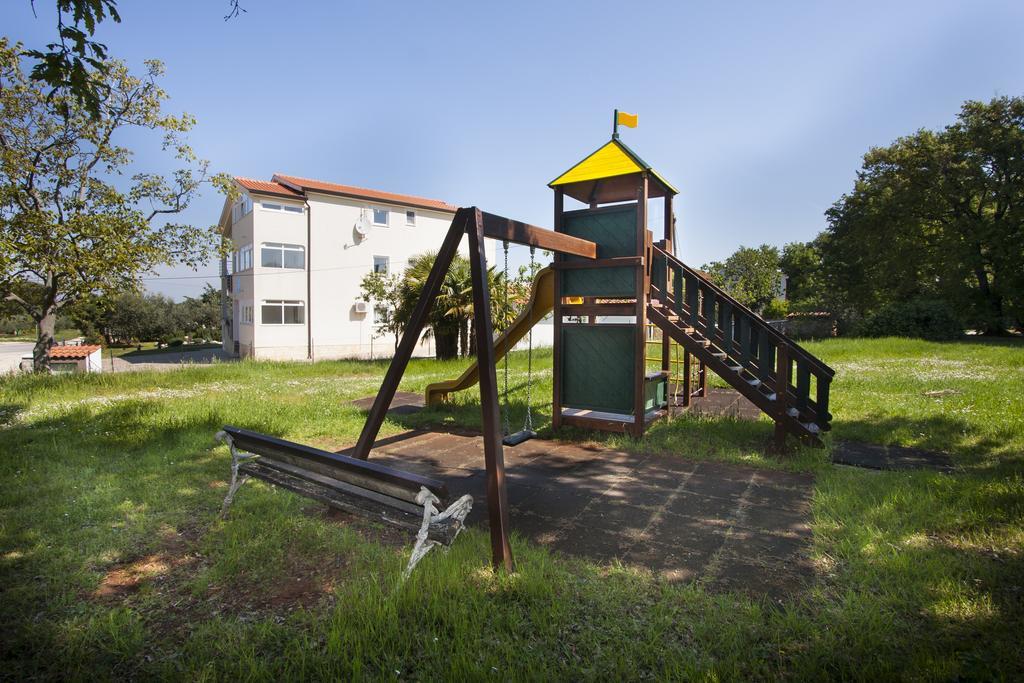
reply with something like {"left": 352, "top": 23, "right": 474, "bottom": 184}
{"left": 396, "top": 250, "right": 525, "bottom": 360}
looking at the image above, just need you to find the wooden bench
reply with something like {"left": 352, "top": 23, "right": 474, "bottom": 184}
{"left": 217, "top": 426, "right": 470, "bottom": 546}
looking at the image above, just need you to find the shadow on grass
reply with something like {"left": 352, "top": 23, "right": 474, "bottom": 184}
{"left": 832, "top": 412, "right": 1023, "bottom": 467}
{"left": 812, "top": 463, "right": 1024, "bottom": 679}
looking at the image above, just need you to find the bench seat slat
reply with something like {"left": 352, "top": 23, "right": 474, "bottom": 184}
{"left": 223, "top": 425, "right": 449, "bottom": 504}
{"left": 239, "top": 460, "right": 461, "bottom": 545}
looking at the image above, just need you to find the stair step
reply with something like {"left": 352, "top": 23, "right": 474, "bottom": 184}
{"left": 746, "top": 378, "right": 761, "bottom": 387}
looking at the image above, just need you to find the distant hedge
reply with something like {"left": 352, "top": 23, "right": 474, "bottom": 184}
{"left": 856, "top": 300, "right": 963, "bottom": 341}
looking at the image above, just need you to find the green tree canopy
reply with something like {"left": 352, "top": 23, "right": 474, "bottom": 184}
{"left": 701, "top": 244, "right": 782, "bottom": 314}
{"left": 780, "top": 236, "right": 828, "bottom": 310}
{"left": 823, "top": 96, "right": 1024, "bottom": 333}
{"left": 0, "top": 38, "right": 227, "bottom": 370}
{"left": 24, "top": 1, "right": 244, "bottom": 116}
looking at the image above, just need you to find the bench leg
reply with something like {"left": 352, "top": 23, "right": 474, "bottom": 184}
{"left": 216, "top": 431, "right": 254, "bottom": 519}
{"left": 402, "top": 487, "right": 474, "bottom": 580}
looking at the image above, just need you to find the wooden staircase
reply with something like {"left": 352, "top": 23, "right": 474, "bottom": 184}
{"left": 648, "top": 245, "right": 834, "bottom": 445}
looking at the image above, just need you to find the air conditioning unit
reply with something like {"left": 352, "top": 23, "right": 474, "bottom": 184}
{"left": 353, "top": 300, "right": 368, "bottom": 314}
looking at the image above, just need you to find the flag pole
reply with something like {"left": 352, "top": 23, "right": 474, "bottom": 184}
{"left": 612, "top": 108, "right": 619, "bottom": 140}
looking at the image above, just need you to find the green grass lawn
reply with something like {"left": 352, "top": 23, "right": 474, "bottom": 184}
{"left": 1, "top": 337, "right": 1022, "bottom": 679}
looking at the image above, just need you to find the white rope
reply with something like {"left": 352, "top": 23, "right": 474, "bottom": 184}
{"left": 402, "top": 487, "right": 474, "bottom": 580}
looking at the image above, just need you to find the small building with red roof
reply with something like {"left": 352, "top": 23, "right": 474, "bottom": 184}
{"left": 47, "top": 344, "right": 104, "bottom": 373}
{"left": 217, "top": 174, "right": 493, "bottom": 360}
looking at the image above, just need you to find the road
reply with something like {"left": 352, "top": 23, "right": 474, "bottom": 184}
{"left": 0, "top": 342, "right": 33, "bottom": 374}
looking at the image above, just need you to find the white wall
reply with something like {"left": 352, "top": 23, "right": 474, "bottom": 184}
{"left": 225, "top": 190, "right": 496, "bottom": 361}
{"left": 85, "top": 348, "right": 103, "bottom": 372}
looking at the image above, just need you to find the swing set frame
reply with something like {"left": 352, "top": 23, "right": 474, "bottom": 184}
{"left": 349, "top": 207, "right": 597, "bottom": 571}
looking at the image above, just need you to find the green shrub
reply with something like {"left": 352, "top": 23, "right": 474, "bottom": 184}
{"left": 762, "top": 297, "right": 789, "bottom": 320}
{"left": 857, "top": 299, "right": 963, "bottom": 341}
{"left": 168, "top": 337, "right": 185, "bottom": 347}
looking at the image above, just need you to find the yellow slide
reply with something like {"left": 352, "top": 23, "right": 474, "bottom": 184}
{"left": 425, "top": 267, "right": 554, "bottom": 407}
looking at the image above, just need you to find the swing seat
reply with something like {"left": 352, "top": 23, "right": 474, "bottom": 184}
{"left": 502, "top": 429, "right": 537, "bottom": 447}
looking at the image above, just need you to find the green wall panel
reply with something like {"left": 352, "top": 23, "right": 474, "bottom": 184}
{"left": 561, "top": 325, "right": 635, "bottom": 413}
{"left": 562, "top": 267, "right": 636, "bottom": 297}
{"left": 560, "top": 204, "right": 638, "bottom": 298}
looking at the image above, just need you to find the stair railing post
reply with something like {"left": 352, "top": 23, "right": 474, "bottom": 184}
{"left": 773, "top": 343, "right": 790, "bottom": 452}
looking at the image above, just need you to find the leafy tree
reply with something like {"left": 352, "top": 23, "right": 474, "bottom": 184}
{"left": 178, "top": 284, "right": 220, "bottom": 340}
{"left": 824, "top": 96, "right": 1024, "bottom": 334}
{"left": 702, "top": 244, "right": 782, "bottom": 314}
{"left": 398, "top": 252, "right": 467, "bottom": 360}
{"left": 24, "top": 0, "right": 245, "bottom": 116}
{"left": 359, "top": 270, "right": 402, "bottom": 351}
{"left": 780, "top": 236, "right": 828, "bottom": 310}
{"left": 360, "top": 248, "right": 541, "bottom": 361}
{"left": 0, "top": 39, "right": 227, "bottom": 371}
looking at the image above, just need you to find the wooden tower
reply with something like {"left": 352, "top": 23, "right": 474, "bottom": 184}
{"left": 549, "top": 127, "right": 679, "bottom": 437}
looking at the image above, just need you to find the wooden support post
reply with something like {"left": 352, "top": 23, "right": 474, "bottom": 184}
{"left": 661, "top": 195, "right": 672, "bottom": 377}
{"left": 468, "top": 209, "right": 515, "bottom": 571}
{"left": 350, "top": 210, "right": 469, "bottom": 460}
{"left": 632, "top": 175, "right": 649, "bottom": 437}
{"left": 682, "top": 349, "right": 692, "bottom": 407}
{"left": 773, "top": 344, "right": 790, "bottom": 452}
{"left": 551, "top": 189, "right": 564, "bottom": 431}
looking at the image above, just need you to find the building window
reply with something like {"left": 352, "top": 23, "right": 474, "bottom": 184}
{"left": 232, "top": 195, "right": 253, "bottom": 223}
{"left": 261, "top": 243, "right": 305, "bottom": 269}
{"left": 406, "top": 210, "right": 416, "bottom": 226}
{"left": 372, "top": 208, "right": 389, "bottom": 226}
{"left": 261, "top": 300, "right": 304, "bottom": 325}
{"left": 238, "top": 245, "right": 253, "bottom": 271}
{"left": 261, "top": 201, "right": 303, "bottom": 214}
{"left": 241, "top": 305, "right": 253, "bottom": 324}
{"left": 373, "top": 256, "right": 389, "bottom": 274}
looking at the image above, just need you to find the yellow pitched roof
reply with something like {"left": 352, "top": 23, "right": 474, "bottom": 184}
{"left": 549, "top": 140, "right": 645, "bottom": 186}
{"left": 549, "top": 139, "right": 678, "bottom": 198}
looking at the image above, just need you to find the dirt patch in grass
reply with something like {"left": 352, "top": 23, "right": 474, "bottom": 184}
{"left": 94, "top": 526, "right": 202, "bottom": 601}
{"left": 92, "top": 518, "right": 364, "bottom": 623}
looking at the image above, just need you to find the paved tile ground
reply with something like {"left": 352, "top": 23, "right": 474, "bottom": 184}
{"left": 339, "top": 429, "right": 816, "bottom": 599}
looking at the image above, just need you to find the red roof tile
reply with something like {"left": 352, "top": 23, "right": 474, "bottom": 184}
{"left": 273, "top": 174, "right": 457, "bottom": 212}
{"left": 234, "top": 177, "right": 304, "bottom": 198}
{"left": 49, "top": 344, "right": 102, "bottom": 359}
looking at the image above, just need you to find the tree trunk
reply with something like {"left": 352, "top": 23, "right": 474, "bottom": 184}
{"left": 972, "top": 259, "right": 1006, "bottom": 335}
{"left": 459, "top": 318, "right": 469, "bottom": 358}
{"left": 33, "top": 308, "right": 56, "bottom": 373}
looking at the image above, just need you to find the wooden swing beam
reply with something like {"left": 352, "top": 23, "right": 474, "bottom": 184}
{"left": 349, "top": 207, "right": 597, "bottom": 571}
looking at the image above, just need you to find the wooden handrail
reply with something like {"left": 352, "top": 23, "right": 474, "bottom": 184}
{"left": 651, "top": 246, "right": 834, "bottom": 380}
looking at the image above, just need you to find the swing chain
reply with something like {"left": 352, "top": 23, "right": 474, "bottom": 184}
{"left": 522, "top": 246, "right": 536, "bottom": 433}
{"left": 501, "top": 240, "right": 511, "bottom": 436}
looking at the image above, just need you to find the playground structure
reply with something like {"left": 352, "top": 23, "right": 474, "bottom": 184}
{"left": 219, "top": 118, "right": 835, "bottom": 572}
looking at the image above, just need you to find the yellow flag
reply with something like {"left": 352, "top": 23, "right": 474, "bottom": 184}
{"left": 616, "top": 111, "right": 638, "bottom": 128}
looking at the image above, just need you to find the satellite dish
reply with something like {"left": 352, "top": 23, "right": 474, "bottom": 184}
{"left": 354, "top": 211, "right": 371, "bottom": 239}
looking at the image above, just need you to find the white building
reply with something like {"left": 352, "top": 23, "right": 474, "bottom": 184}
{"left": 218, "top": 174, "right": 494, "bottom": 360}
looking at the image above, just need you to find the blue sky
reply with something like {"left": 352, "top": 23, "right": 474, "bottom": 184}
{"left": 7, "top": 0, "right": 1024, "bottom": 299}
